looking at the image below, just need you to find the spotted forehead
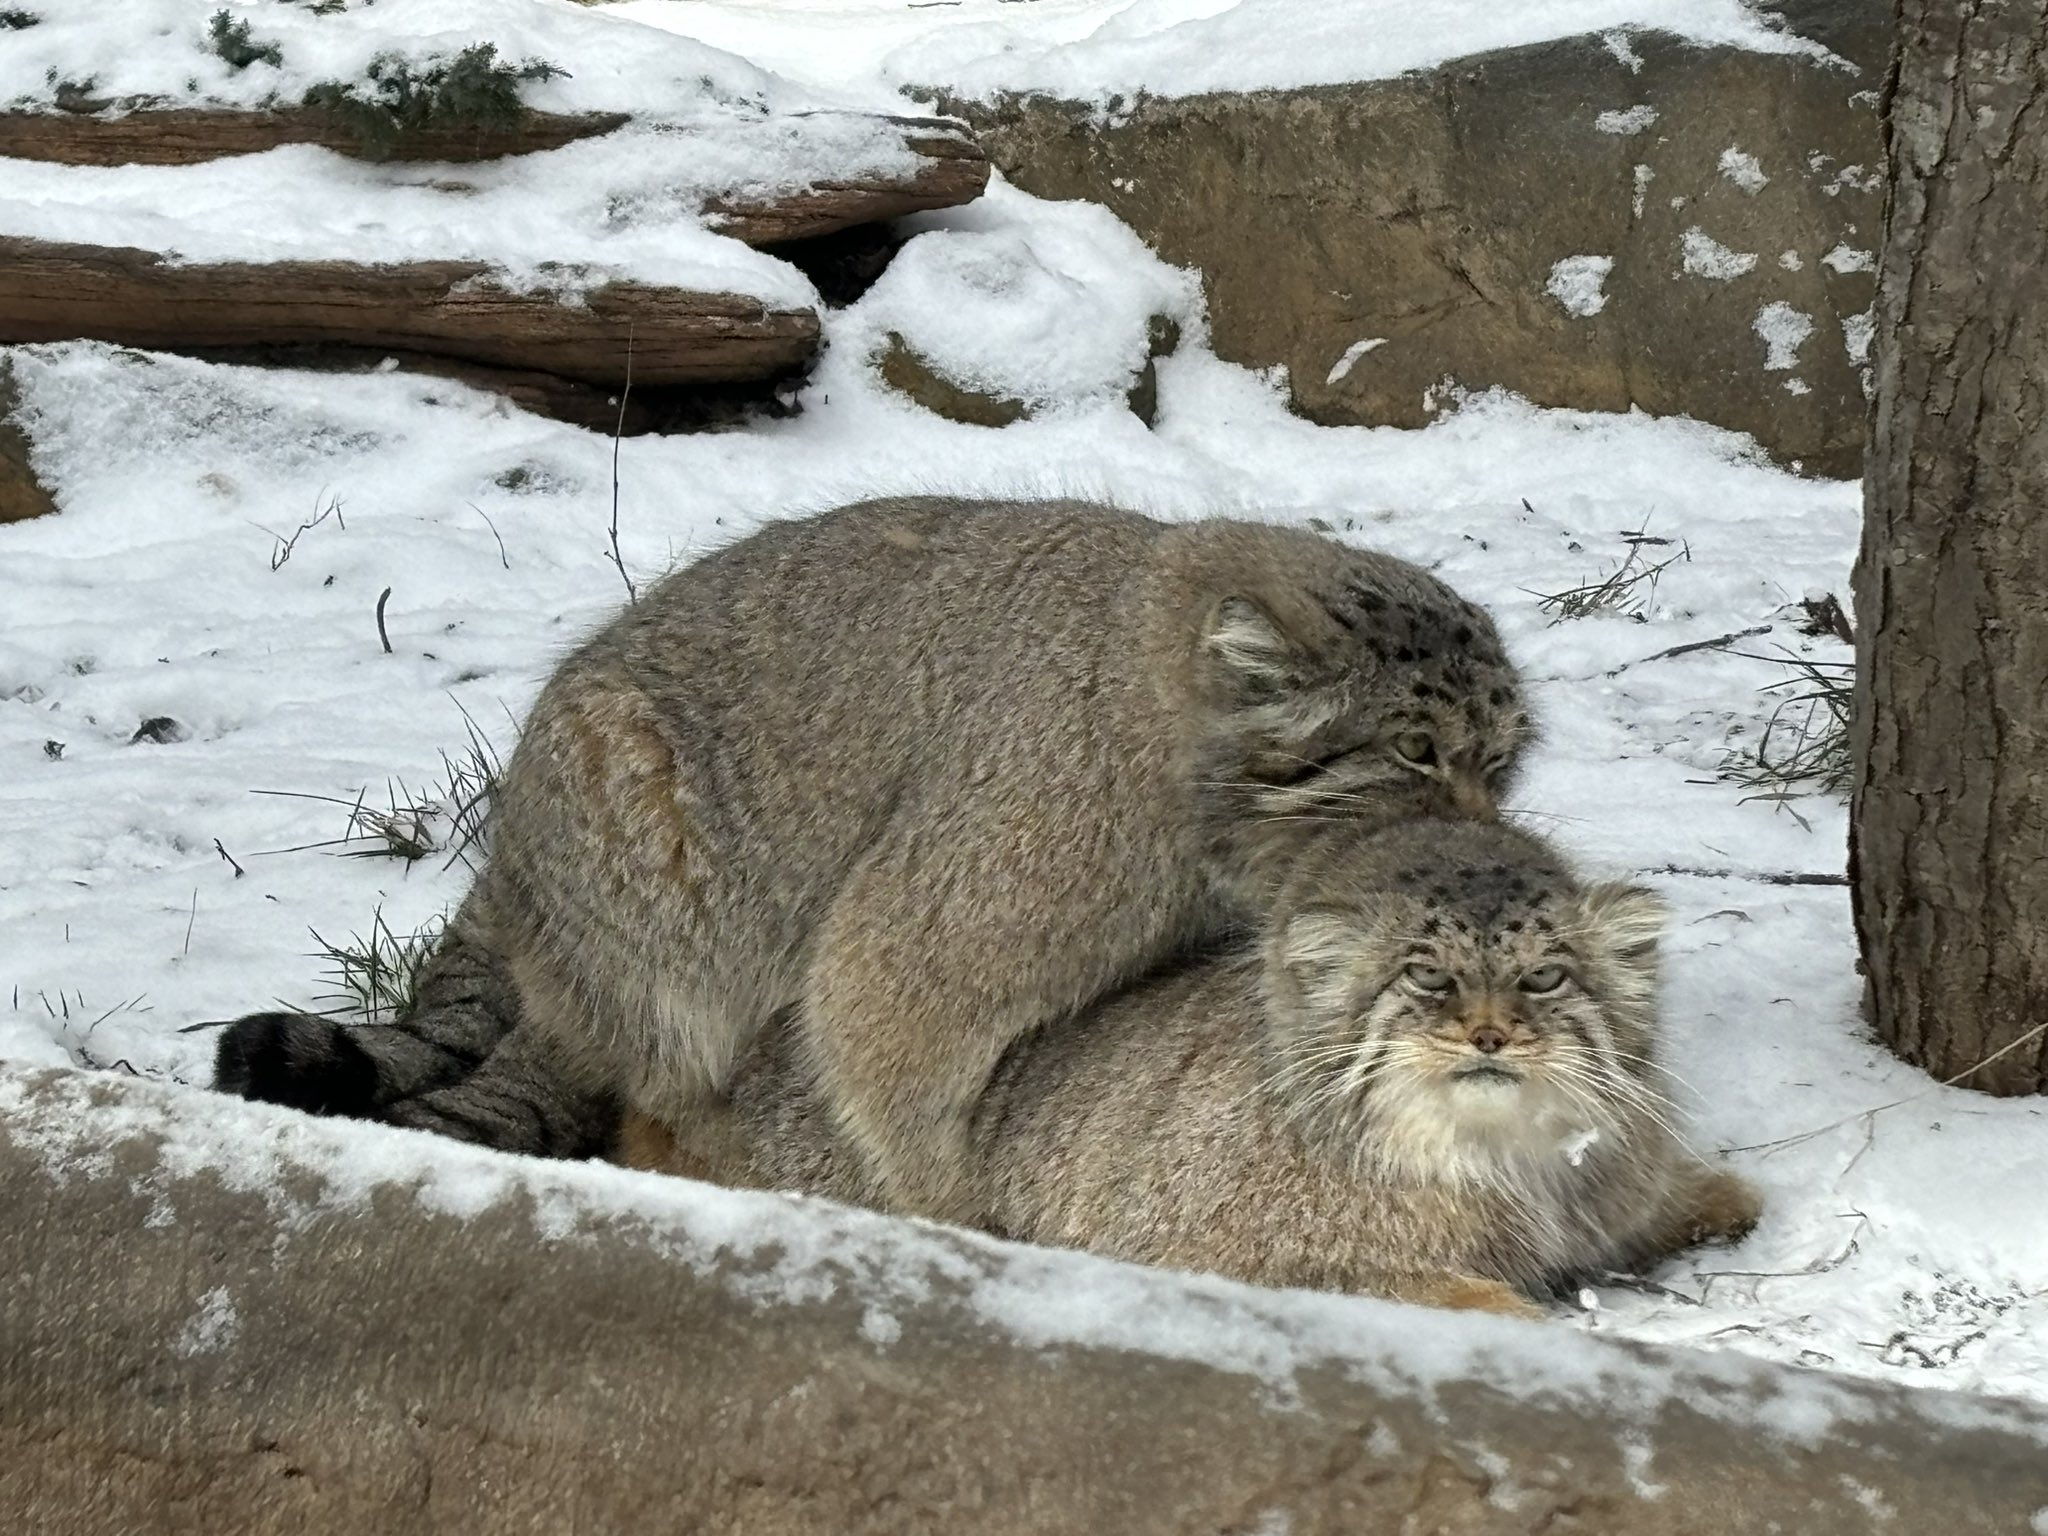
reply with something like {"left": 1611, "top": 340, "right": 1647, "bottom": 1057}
{"left": 1391, "top": 858, "right": 1570, "bottom": 934}
{"left": 1322, "top": 578, "right": 1524, "bottom": 713}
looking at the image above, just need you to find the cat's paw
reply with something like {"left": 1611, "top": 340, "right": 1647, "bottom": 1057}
{"left": 1426, "top": 1274, "right": 1547, "bottom": 1320}
{"left": 1681, "top": 1170, "right": 1763, "bottom": 1246}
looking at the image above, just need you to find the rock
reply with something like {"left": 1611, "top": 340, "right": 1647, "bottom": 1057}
{"left": 948, "top": 14, "right": 1886, "bottom": 475}
{"left": 862, "top": 223, "right": 1195, "bottom": 428}
{"left": 0, "top": 355, "right": 56, "bottom": 525}
{"left": 0, "top": 104, "right": 632, "bottom": 166}
{"left": 1124, "top": 314, "right": 1182, "bottom": 428}
{"left": 878, "top": 332, "right": 1027, "bottom": 427}
{"left": 0, "top": 106, "right": 990, "bottom": 247}
{"left": 5, "top": 1061, "right": 2048, "bottom": 1535}
{"left": 0, "top": 237, "right": 821, "bottom": 389}
{"left": 129, "top": 717, "right": 189, "bottom": 745}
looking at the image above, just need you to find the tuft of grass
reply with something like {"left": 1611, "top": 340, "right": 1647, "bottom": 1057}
{"left": 208, "top": 9, "right": 282, "bottom": 71}
{"left": 435, "top": 710, "right": 502, "bottom": 871}
{"left": 1532, "top": 527, "right": 1691, "bottom": 624}
{"left": 302, "top": 43, "right": 568, "bottom": 161}
{"left": 252, "top": 717, "right": 501, "bottom": 870}
{"left": 1717, "top": 649, "right": 1853, "bottom": 805}
{"left": 308, "top": 908, "right": 445, "bottom": 1024}
{"left": 1, "top": 10, "right": 41, "bottom": 30}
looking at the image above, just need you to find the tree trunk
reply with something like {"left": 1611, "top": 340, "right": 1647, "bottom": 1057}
{"left": 1850, "top": 0, "right": 2048, "bottom": 1092}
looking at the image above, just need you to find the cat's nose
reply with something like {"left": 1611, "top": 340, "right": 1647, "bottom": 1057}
{"left": 1469, "top": 1022, "right": 1508, "bottom": 1054}
{"left": 1449, "top": 776, "right": 1496, "bottom": 820}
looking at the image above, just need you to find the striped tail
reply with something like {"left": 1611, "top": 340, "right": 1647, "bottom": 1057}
{"left": 211, "top": 899, "right": 616, "bottom": 1158}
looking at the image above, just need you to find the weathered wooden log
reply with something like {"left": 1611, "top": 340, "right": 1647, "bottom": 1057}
{"left": 0, "top": 237, "right": 819, "bottom": 388}
{"left": 0, "top": 107, "right": 991, "bottom": 244}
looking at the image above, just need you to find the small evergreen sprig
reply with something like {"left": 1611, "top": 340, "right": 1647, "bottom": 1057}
{"left": 208, "top": 9, "right": 284, "bottom": 71}
{"left": 303, "top": 43, "right": 568, "bottom": 160}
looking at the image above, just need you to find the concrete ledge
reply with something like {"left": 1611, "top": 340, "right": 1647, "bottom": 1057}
{"left": 4, "top": 1063, "right": 2045, "bottom": 1534}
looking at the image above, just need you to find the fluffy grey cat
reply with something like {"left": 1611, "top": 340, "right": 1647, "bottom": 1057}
{"left": 217, "top": 496, "right": 1530, "bottom": 1221}
{"left": 623, "top": 819, "right": 1761, "bottom": 1315}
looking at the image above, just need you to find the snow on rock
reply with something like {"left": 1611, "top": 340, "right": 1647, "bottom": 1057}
{"left": 1843, "top": 309, "right": 1876, "bottom": 365}
{"left": 1681, "top": 227, "right": 1759, "bottom": 280}
{"left": 1822, "top": 243, "right": 1878, "bottom": 274}
{"left": 831, "top": 180, "right": 1201, "bottom": 416}
{"left": 1, "top": 0, "right": 894, "bottom": 118}
{"left": 1754, "top": 300, "right": 1816, "bottom": 371}
{"left": 1325, "top": 337, "right": 1387, "bottom": 386}
{"left": 1602, "top": 30, "right": 1646, "bottom": 73}
{"left": 10, "top": 1056, "right": 2046, "bottom": 1460}
{"left": 613, "top": 0, "right": 1844, "bottom": 106}
{"left": 1718, "top": 147, "right": 1769, "bottom": 192}
{"left": 0, "top": 131, "right": 825, "bottom": 304}
{"left": 1596, "top": 104, "right": 1659, "bottom": 135}
{"left": 172, "top": 1286, "right": 240, "bottom": 1358}
{"left": 1545, "top": 254, "right": 1615, "bottom": 318}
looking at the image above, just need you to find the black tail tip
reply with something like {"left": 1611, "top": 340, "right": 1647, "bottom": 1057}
{"left": 213, "top": 1012, "right": 382, "bottom": 1119}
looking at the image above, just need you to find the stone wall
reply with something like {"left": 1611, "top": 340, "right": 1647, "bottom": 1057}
{"left": 6, "top": 1063, "right": 2048, "bottom": 1534}
{"left": 952, "top": 5, "right": 1889, "bottom": 476}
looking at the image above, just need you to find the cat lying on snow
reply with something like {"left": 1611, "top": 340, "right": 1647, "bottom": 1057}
{"left": 621, "top": 818, "right": 1761, "bottom": 1318}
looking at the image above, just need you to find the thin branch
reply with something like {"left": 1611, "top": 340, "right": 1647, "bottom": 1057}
{"left": 1645, "top": 864, "right": 1849, "bottom": 887}
{"left": 375, "top": 586, "right": 393, "bottom": 654}
{"left": 468, "top": 501, "right": 510, "bottom": 570}
{"left": 1723, "top": 1020, "right": 2048, "bottom": 1158}
{"left": 1604, "top": 624, "right": 1774, "bottom": 677}
{"left": 607, "top": 328, "right": 639, "bottom": 605}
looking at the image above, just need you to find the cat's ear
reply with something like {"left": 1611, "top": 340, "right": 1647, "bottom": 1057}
{"left": 1578, "top": 882, "right": 1667, "bottom": 971}
{"left": 1204, "top": 597, "right": 1311, "bottom": 692}
{"left": 1271, "top": 909, "right": 1363, "bottom": 1015}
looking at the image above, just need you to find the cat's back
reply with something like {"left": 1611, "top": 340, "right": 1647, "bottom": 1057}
{"left": 601, "top": 496, "right": 1169, "bottom": 682}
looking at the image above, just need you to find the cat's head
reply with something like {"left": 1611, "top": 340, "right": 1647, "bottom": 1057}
{"left": 1188, "top": 530, "right": 1533, "bottom": 840}
{"left": 1259, "top": 819, "right": 1668, "bottom": 1182}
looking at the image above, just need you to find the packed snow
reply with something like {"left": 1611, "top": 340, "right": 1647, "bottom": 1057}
{"left": 3, "top": 0, "right": 2045, "bottom": 1419}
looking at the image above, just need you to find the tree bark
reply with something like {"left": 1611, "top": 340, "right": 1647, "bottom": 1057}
{"left": 1851, "top": 0, "right": 2048, "bottom": 1092}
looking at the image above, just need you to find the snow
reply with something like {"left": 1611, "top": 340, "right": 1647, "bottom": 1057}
{"left": 1681, "top": 227, "right": 1758, "bottom": 280}
{"left": 1822, "top": 243, "right": 1878, "bottom": 275}
{"left": 1595, "top": 105, "right": 1658, "bottom": 135}
{"left": 1754, "top": 300, "right": 1815, "bottom": 371}
{"left": 1843, "top": 309, "right": 1876, "bottom": 365}
{"left": 833, "top": 183, "right": 1201, "bottom": 415}
{"left": 172, "top": 1286, "right": 241, "bottom": 1357}
{"left": 0, "top": 132, "right": 823, "bottom": 303}
{"left": 5, "top": 0, "right": 2047, "bottom": 1424}
{"left": 1718, "top": 147, "right": 1768, "bottom": 192}
{"left": 610, "top": 0, "right": 1841, "bottom": 105}
{"left": 1545, "top": 255, "right": 1614, "bottom": 318}
{"left": 1324, "top": 337, "right": 1386, "bottom": 386}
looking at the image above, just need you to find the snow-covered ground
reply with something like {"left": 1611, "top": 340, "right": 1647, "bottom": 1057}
{"left": 4, "top": 0, "right": 2045, "bottom": 1412}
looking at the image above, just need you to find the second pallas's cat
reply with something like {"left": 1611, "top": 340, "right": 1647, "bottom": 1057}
{"left": 623, "top": 819, "right": 1760, "bottom": 1314}
{"left": 218, "top": 497, "right": 1531, "bottom": 1221}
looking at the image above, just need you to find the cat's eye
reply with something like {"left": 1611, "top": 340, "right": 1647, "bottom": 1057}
{"left": 1519, "top": 964, "right": 1568, "bottom": 994}
{"left": 1403, "top": 961, "right": 1455, "bottom": 992}
{"left": 1393, "top": 731, "right": 1437, "bottom": 766}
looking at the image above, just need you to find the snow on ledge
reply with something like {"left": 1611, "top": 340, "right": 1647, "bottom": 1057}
{"left": 880, "top": 0, "right": 1846, "bottom": 106}
{"left": 7, "top": 1059, "right": 2044, "bottom": 1456}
